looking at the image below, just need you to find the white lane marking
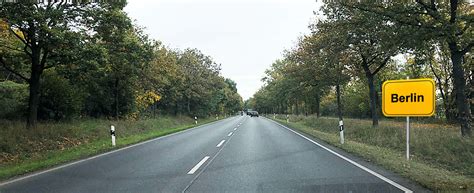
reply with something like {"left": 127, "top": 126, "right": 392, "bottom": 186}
{"left": 228, "top": 132, "right": 233, "bottom": 136}
{"left": 187, "top": 156, "right": 210, "bottom": 174}
{"left": 265, "top": 118, "right": 413, "bottom": 193}
{"left": 181, "top": 129, "right": 236, "bottom": 193}
{"left": 216, "top": 140, "right": 225, "bottom": 148}
{"left": 234, "top": 128, "right": 237, "bottom": 131}
{"left": 0, "top": 118, "right": 233, "bottom": 187}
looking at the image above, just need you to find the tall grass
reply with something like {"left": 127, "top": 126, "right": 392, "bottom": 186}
{"left": 278, "top": 115, "right": 473, "bottom": 176}
{"left": 0, "top": 116, "right": 213, "bottom": 179}
{"left": 273, "top": 115, "right": 474, "bottom": 191}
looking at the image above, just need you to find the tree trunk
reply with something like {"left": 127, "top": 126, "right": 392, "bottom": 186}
{"left": 114, "top": 78, "right": 119, "bottom": 119}
{"left": 187, "top": 99, "right": 191, "bottom": 115}
{"left": 295, "top": 99, "right": 299, "bottom": 115}
{"left": 429, "top": 59, "right": 454, "bottom": 121}
{"left": 27, "top": 67, "right": 41, "bottom": 129}
{"left": 470, "top": 68, "right": 473, "bottom": 117}
{"left": 449, "top": 47, "right": 471, "bottom": 136}
{"left": 366, "top": 74, "right": 379, "bottom": 126}
{"left": 315, "top": 95, "right": 320, "bottom": 118}
{"left": 174, "top": 102, "right": 179, "bottom": 115}
{"left": 26, "top": 48, "right": 42, "bottom": 129}
{"left": 336, "top": 84, "right": 343, "bottom": 122}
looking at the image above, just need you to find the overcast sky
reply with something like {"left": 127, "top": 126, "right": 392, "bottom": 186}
{"left": 124, "top": 0, "right": 322, "bottom": 100}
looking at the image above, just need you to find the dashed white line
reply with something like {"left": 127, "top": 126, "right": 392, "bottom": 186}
{"left": 228, "top": 132, "right": 233, "bottom": 136}
{"left": 234, "top": 128, "right": 237, "bottom": 131}
{"left": 216, "top": 140, "right": 225, "bottom": 148}
{"left": 187, "top": 156, "right": 210, "bottom": 175}
{"left": 0, "top": 118, "right": 230, "bottom": 187}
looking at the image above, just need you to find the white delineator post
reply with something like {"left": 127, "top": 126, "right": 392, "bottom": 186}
{"left": 286, "top": 114, "right": 289, "bottom": 123}
{"left": 110, "top": 125, "right": 116, "bottom": 146}
{"left": 194, "top": 116, "right": 198, "bottom": 125}
{"left": 339, "top": 120, "right": 344, "bottom": 144}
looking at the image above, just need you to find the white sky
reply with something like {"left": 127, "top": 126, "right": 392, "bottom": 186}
{"left": 124, "top": 0, "right": 322, "bottom": 100}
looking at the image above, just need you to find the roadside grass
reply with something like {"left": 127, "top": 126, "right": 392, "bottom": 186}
{"left": 272, "top": 115, "right": 474, "bottom": 192}
{"left": 0, "top": 116, "right": 217, "bottom": 181}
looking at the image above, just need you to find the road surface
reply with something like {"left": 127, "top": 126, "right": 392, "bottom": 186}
{"left": 0, "top": 116, "right": 427, "bottom": 193}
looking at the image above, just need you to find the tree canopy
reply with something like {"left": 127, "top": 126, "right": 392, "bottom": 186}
{"left": 0, "top": 1, "right": 243, "bottom": 126}
{"left": 248, "top": 1, "right": 472, "bottom": 136}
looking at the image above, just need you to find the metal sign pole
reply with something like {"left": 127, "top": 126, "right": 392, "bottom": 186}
{"left": 406, "top": 116, "right": 410, "bottom": 160}
{"left": 406, "top": 76, "right": 409, "bottom": 161}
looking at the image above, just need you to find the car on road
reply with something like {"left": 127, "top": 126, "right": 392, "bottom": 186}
{"left": 248, "top": 111, "right": 259, "bottom": 117}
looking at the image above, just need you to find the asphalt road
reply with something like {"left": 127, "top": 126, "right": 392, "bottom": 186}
{"left": 0, "top": 116, "right": 427, "bottom": 193}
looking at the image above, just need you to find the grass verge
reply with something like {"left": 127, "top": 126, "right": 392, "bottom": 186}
{"left": 0, "top": 116, "right": 219, "bottom": 181}
{"left": 271, "top": 115, "right": 474, "bottom": 192}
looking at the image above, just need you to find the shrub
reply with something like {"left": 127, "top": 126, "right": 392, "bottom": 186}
{"left": 0, "top": 81, "right": 28, "bottom": 119}
{"left": 38, "top": 70, "right": 84, "bottom": 120}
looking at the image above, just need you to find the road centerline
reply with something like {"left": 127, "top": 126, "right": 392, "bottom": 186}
{"left": 216, "top": 140, "right": 225, "bottom": 148}
{"left": 227, "top": 132, "right": 233, "bottom": 136}
{"left": 181, "top": 118, "right": 243, "bottom": 192}
{"left": 187, "top": 156, "right": 210, "bottom": 175}
{"left": 0, "top": 117, "right": 235, "bottom": 187}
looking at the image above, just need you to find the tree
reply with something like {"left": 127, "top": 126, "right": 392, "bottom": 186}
{"left": 0, "top": 1, "right": 113, "bottom": 127}
{"left": 93, "top": 7, "right": 154, "bottom": 118}
{"left": 318, "top": 3, "right": 403, "bottom": 126}
{"left": 292, "top": 27, "right": 351, "bottom": 122}
{"left": 340, "top": 0, "right": 473, "bottom": 135}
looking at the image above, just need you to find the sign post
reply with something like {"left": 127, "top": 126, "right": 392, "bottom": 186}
{"left": 382, "top": 78, "right": 435, "bottom": 161}
{"left": 406, "top": 77, "right": 410, "bottom": 161}
{"left": 406, "top": 115, "right": 410, "bottom": 160}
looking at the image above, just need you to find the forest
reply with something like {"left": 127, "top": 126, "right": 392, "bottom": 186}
{"left": 0, "top": 1, "right": 243, "bottom": 127}
{"left": 247, "top": 1, "right": 473, "bottom": 137}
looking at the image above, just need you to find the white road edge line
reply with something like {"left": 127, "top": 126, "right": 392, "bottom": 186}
{"left": 187, "top": 156, "right": 210, "bottom": 174}
{"left": 0, "top": 117, "right": 234, "bottom": 187}
{"left": 228, "top": 132, "right": 233, "bottom": 136}
{"left": 216, "top": 140, "right": 226, "bottom": 148}
{"left": 265, "top": 117, "right": 413, "bottom": 193}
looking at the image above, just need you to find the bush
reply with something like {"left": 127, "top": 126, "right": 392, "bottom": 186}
{"left": 342, "top": 82, "right": 371, "bottom": 118}
{"left": 0, "top": 81, "right": 28, "bottom": 119}
{"left": 39, "top": 70, "right": 84, "bottom": 120}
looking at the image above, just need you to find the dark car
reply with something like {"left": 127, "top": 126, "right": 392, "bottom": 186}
{"left": 248, "top": 111, "right": 259, "bottom": 117}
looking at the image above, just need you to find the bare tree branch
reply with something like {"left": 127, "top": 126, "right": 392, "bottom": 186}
{"left": 371, "top": 56, "right": 390, "bottom": 76}
{"left": 7, "top": 26, "right": 30, "bottom": 48}
{"left": 0, "top": 57, "right": 29, "bottom": 81}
